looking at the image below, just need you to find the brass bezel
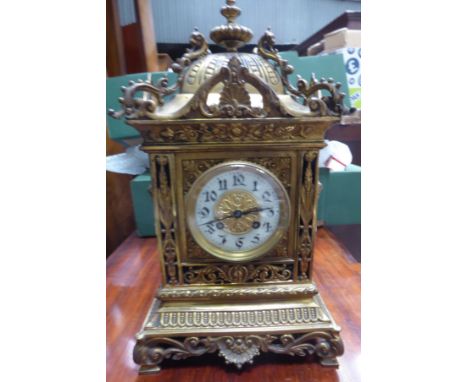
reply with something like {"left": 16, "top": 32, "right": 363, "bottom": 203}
{"left": 185, "top": 161, "right": 291, "bottom": 262}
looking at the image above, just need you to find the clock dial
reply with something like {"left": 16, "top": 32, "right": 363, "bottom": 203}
{"left": 186, "top": 161, "right": 290, "bottom": 262}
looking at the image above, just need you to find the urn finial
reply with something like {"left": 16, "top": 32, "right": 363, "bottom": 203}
{"left": 210, "top": 0, "right": 253, "bottom": 51}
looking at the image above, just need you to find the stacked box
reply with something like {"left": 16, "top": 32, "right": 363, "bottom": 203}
{"left": 323, "top": 28, "right": 361, "bottom": 53}
{"left": 322, "top": 47, "right": 361, "bottom": 109}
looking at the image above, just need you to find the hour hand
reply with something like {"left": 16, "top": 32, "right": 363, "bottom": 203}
{"left": 200, "top": 207, "right": 272, "bottom": 226}
{"left": 200, "top": 212, "right": 235, "bottom": 226}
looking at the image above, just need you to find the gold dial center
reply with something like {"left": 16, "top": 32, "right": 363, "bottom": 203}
{"left": 214, "top": 190, "right": 259, "bottom": 234}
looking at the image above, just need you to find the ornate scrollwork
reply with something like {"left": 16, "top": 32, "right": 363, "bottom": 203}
{"left": 140, "top": 120, "right": 328, "bottom": 145}
{"left": 190, "top": 56, "right": 283, "bottom": 118}
{"left": 298, "top": 151, "right": 318, "bottom": 280}
{"left": 184, "top": 263, "right": 292, "bottom": 284}
{"left": 134, "top": 331, "right": 344, "bottom": 372}
{"left": 155, "top": 155, "right": 179, "bottom": 284}
{"left": 108, "top": 28, "right": 210, "bottom": 120}
{"left": 182, "top": 159, "right": 224, "bottom": 193}
{"left": 257, "top": 28, "right": 346, "bottom": 116}
{"left": 253, "top": 157, "right": 291, "bottom": 191}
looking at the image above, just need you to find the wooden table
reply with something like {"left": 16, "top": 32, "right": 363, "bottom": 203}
{"left": 107, "top": 228, "right": 361, "bottom": 382}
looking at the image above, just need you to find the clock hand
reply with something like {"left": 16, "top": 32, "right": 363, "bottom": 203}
{"left": 200, "top": 211, "right": 237, "bottom": 226}
{"left": 240, "top": 206, "right": 273, "bottom": 215}
{"left": 200, "top": 206, "right": 273, "bottom": 226}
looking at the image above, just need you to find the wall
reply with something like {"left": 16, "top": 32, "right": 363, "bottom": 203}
{"left": 118, "top": 0, "right": 361, "bottom": 45}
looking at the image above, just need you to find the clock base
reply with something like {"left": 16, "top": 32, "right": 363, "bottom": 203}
{"left": 133, "top": 292, "right": 344, "bottom": 373}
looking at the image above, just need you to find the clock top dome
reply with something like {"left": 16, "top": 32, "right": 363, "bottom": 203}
{"left": 110, "top": 0, "right": 348, "bottom": 121}
{"left": 180, "top": 0, "right": 284, "bottom": 95}
{"left": 181, "top": 53, "right": 285, "bottom": 95}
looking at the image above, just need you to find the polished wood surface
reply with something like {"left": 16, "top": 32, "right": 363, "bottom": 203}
{"left": 107, "top": 228, "right": 361, "bottom": 381}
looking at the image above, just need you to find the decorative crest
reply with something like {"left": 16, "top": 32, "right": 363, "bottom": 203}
{"left": 192, "top": 55, "right": 281, "bottom": 118}
{"left": 108, "top": 2, "right": 350, "bottom": 121}
{"left": 257, "top": 28, "right": 347, "bottom": 116}
{"left": 108, "top": 27, "right": 210, "bottom": 120}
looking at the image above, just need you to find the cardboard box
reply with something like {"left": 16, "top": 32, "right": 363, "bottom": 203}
{"left": 306, "top": 41, "right": 324, "bottom": 56}
{"left": 323, "top": 28, "right": 361, "bottom": 53}
{"left": 322, "top": 47, "right": 361, "bottom": 109}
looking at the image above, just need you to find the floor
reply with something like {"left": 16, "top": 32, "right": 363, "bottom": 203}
{"left": 107, "top": 228, "right": 361, "bottom": 382}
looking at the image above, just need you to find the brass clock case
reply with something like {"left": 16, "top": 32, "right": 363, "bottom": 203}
{"left": 110, "top": 0, "right": 348, "bottom": 372}
{"left": 185, "top": 161, "right": 291, "bottom": 262}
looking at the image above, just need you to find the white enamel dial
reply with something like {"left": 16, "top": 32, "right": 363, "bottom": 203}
{"left": 186, "top": 161, "right": 290, "bottom": 262}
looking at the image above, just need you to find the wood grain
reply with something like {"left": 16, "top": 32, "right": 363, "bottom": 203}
{"left": 107, "top": 228, "right": 361, "bottom": 381}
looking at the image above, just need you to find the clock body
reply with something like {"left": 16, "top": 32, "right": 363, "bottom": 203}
{"left": 111, "top": 3, "right": 346, "bottom": 370}
{"left": 143, "top": 143, "right": 317, "bottom": 286}
{"left": 127, "top": 120, "right": 345, "bottom": 371}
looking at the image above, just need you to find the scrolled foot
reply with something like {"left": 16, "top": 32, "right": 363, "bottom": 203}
{"left": 139, "top": 365, "right": 161, "bottom": 375}
{"left": 319, "top": 357, "right": 339, "bottom": 367}
{"left": 132, "top": 331, "right": 344, "bottom": 372}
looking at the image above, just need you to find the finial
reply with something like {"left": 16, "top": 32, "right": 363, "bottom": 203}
{"left": 221, "top": 0, "right": 240, "bottom": 24}
{"left": 210, "top": 0, "right": 253, "bottom": 52}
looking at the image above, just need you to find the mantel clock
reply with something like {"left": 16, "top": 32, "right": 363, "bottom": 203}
{"left": 110, "top": 0, "right": 348, "bottom": 373}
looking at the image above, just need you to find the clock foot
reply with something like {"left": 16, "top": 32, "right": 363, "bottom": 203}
{"left": 318, "top": 356, "right": 339, "bottom": 367}
{"left": 132, "top": 293, "right": 344, "bottom": 373}
{"left": 133, "top": 331, "right": 343, "bottom": 373}
{"left": 138, "top": 365, "right": 161, "bottom": 374}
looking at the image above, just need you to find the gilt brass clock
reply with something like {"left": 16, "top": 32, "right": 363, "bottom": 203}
{"left": 186, "top": 161, "right": 290, "bottom": 262}
{"left": 110, "top": 0, "right": 347, "bottom": 374}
